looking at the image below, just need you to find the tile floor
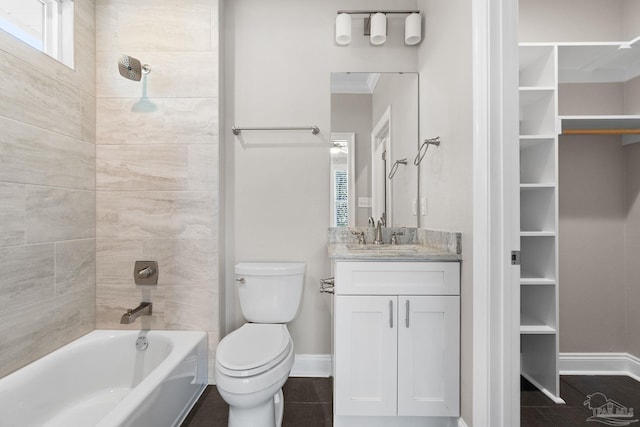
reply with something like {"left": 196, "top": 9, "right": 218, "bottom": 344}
{"left": 182, "top": 377, "right": 332, "bottom": 427}
{"left": 183, "top": 375, "right": 640, "bottom": 427}
{"left": 521, "top": 375, "right": 640, "bottom": 426}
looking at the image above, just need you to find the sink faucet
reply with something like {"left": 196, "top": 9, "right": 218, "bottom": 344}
{"left": 373, "top": 218, "right": 384, "bottom": 245}
{"left": 120, "top": 302, "right": 152, "bottom": 324}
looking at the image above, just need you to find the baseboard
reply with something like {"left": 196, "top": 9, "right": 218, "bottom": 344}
{"left": 559, "top": 352, "right": 640, "bottom": 381}
{"left": 290, "top": 354, "right": 332, "bottom": 378}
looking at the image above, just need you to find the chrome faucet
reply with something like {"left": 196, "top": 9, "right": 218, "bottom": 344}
{"left": 120, "top": 302, "right": 152, "bottom": 324}
{"left": 373, "top": 219, "right": 384, "bottom": 245}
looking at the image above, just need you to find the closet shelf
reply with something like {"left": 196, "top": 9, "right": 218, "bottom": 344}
{"left": 520, "top": 183, "right": 555, "bottom": 189}
{"left": 520, "top": 324, "right": 557, "bottom": 335}
{"left": 521, "top": 231, "right": 556, "bottom": 237}
{"left": 521, "top": 277, "right": 556, "bottom": 286}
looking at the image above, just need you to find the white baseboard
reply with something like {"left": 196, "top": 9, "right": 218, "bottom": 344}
{"left": 559, "top": 352, "right": 640, "bottom": 381}
{"left": 290, "top": 354, "right": 332, "bottom": 378}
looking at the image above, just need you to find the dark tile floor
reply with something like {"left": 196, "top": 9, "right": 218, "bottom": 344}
{"left": 182, "top": 377, "right": 332, "bottom": 427}
{"left": 183, "top": 375, "right": 640, "bottom": 427}
{"left": 522, "top": 375, "right": 640, "bottom": 426}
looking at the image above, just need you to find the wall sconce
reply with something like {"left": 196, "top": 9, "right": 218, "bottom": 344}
{"left": 369, "top": 13, "right": 387, "bottom": 45}
{"left": 335, "top": 10, "right": 421, "bottom": 46}
{"left": 335, "top": 12, "right": 351, "bottom": 45}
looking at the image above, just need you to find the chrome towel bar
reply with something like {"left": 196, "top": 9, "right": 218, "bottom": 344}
{"left": 232, "top": 126, "right": 320, "bottom": 136}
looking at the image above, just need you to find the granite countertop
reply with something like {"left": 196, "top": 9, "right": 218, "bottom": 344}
{"left": 328, "top": 243, "right": 461, "bottom": 261}
{"left": 327, "top": 227, "right": 462, "bottom": 262}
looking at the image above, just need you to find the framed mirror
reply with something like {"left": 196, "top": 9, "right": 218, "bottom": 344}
{"left": 330, "top": 72, "right": 419, "bottom": 227}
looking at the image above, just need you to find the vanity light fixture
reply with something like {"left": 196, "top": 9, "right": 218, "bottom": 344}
{"left": 405, "top": 12, "right": 421, "bottom": 45}
{"left": 369, "top": 13, "right": 387, "bottom": 45}
{"left": 335, "top": 10, "right": 421, "bottom": 47}
{"left": 336, "top": 12, "right": 351, "bottom": 45}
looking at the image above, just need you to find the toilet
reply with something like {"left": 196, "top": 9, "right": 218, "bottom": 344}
{"left": 214, "top": 262, "right": 305, "bottom": 427}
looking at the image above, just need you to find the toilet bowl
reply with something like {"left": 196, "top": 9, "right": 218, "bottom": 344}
{"left": 214, "top": 263, "right": 305, "bottom": 427}
{"left": 215, "top": 324, "right": 294, "bottom": 427}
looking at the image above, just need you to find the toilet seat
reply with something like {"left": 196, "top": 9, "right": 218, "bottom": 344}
{"left": 216, "top": 324, "right": 292, "bottom": 378}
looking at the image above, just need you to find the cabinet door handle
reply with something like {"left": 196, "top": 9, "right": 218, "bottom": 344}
{"left": 389, "top": 300, "right": 394, "bottom": 328}
{"left": 405, "top": 299, "right": 410, "bottom": 328}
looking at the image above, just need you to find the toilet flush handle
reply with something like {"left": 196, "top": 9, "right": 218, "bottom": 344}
{"left": 235, "top": 277, "right": 246, "bottom": 285}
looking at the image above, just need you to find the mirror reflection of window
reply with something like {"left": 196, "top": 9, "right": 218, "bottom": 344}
{"left": 330, "top": 133, "right": 355, "bottom": 227}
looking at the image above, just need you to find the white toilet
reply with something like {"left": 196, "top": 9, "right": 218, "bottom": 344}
{"left": 214, "top": 262, "right": 305, "bottom": 427}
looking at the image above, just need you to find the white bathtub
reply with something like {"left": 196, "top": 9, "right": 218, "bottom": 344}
{"left": 0, "top": 330, "right": 208, "bottom": 427}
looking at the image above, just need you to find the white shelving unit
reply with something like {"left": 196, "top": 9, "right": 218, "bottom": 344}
{"left": 518, "top": 37, "right": 640, "bottom": 404}
{"left": 518, "top": 44, "right": 562, "bottom": 403}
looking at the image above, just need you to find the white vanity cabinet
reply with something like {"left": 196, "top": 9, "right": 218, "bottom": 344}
{"left": 333, "top": 261, "right": 460, "bottom": 427}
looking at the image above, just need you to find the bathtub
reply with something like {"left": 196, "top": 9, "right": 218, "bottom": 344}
{"left": 0, "top": 330, "right": 208, "bottom": 427}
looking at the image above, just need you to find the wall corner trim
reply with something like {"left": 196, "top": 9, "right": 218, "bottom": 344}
{"left": 559, "top": 352, "right": 640, "bottom": 381}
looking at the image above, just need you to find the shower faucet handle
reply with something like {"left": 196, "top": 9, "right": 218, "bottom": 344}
{"left": 133, "top": 261, "right": 159, "bottom": 285}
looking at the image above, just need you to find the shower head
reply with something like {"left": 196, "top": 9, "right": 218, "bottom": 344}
{"left": 118, "top": 55, "right": 151, "bottom": 81}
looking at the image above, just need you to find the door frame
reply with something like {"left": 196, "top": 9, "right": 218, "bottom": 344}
{"left": 471, "top": 0, "right": 521, "bottom": 426}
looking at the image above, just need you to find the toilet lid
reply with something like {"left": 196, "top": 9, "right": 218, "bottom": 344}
{"left": 217, "top": 324, "right": 291, "bottom": 375}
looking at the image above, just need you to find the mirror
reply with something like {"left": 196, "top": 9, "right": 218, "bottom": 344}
{"left": 330, "top": 72, "right": 419, "bottom": 227}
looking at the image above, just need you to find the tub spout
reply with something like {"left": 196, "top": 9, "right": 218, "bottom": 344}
{"left": 120, "top": 302, "right": 152, "bottom": 324}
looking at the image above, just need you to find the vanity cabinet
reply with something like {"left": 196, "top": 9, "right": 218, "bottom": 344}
{"left": 333, "top": 261, "right": 460, "bottom": 426}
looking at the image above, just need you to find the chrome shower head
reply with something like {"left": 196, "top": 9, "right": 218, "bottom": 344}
{"left": 118, "top": 55, "right": 151, "bottom": 81}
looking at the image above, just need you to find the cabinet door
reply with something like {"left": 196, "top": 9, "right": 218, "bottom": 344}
{"left": 397, "top": 296, "right": 460, "bottom": 416}
{"left": 334, "top": 295, "right": 397, "bottom": 416}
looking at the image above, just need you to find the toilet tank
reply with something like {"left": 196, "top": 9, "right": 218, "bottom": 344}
{"left": 235, "top": 262, "right": 306, "bottom": 323}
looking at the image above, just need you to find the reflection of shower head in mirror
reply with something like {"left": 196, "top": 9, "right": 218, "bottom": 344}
{"left": 118, "top": 55, "right": 151, "bottom": 81}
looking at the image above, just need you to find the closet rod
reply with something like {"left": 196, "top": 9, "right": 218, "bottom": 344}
{"left": 563, "top": 129, "right": 640, "bottom": 135}
{"left": 232, "top": 126, "right": 320, "bottom": 136}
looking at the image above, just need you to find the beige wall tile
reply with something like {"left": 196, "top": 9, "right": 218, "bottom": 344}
{"left": 96, "top": 98, "right": 218, "bottom": 145}
{"left": 0, "top": 117, "right": 95, "bottom": 190}
{"left": 96, "top": 239, "right": 143, "bottom": 284}
{"left": 141, "top": 239, "right": 217, "bottom": 285}
{"left": 0, "top": 183, "right": 25, "bottom": 247}
{"left": 55, "top": 239, "right": 96, "bottom": 296}
{"left": 188, "top": 144, "right": 219, "bottom": 191}
{"left": 96, "top": 51, "right": 218, "bottom": 98}
{"left": 0, "top": 244, "right": 55, "bottom": 312}
{"left": 96, "top": 3, "right": 213, "bottom": 52}
{"left": 97, "top": 191, "right": 216, "bottom": 239}
{"left": 26, "top": 187, "right": 96, "bottom": 243}
{"left": 96, "top": 282, "right": 165, "bottom": 329}
{"left": 0, "top": 290, "right": 93, "bottom": 378}
{"left": 0, "top": 0, "right": 96, "bottom": 379}
{"left": 0, "top": 50, "right": 83, "bottom": 139}
{"left": 164, "top": 284, "right": 218, "bottom": 330}
{"left": 96, "top": 145, "right": 189, "bottom": 191}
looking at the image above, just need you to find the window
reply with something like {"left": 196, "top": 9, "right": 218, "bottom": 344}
{"left": 0, "top": 0, "right": 74, "bottom": 68}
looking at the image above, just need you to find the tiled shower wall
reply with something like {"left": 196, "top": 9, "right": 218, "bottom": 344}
{"left": 95, "top": 0, "right": 221, "bottom": 379}
{"left": 0, "top": 2, "right": 97, "bottom": 378}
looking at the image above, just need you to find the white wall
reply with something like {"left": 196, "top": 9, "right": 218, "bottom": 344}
{"left": 623, "top": 0, "right": 640, "bottom": 40}
{"left": 519, "top": 0, "right": 624, "bottom": 42}
{"left": 224, "top": 0, "right": 419, "bottom": 354}
{"left": 417, "top": 0, "right": 473, "bottom": 423}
